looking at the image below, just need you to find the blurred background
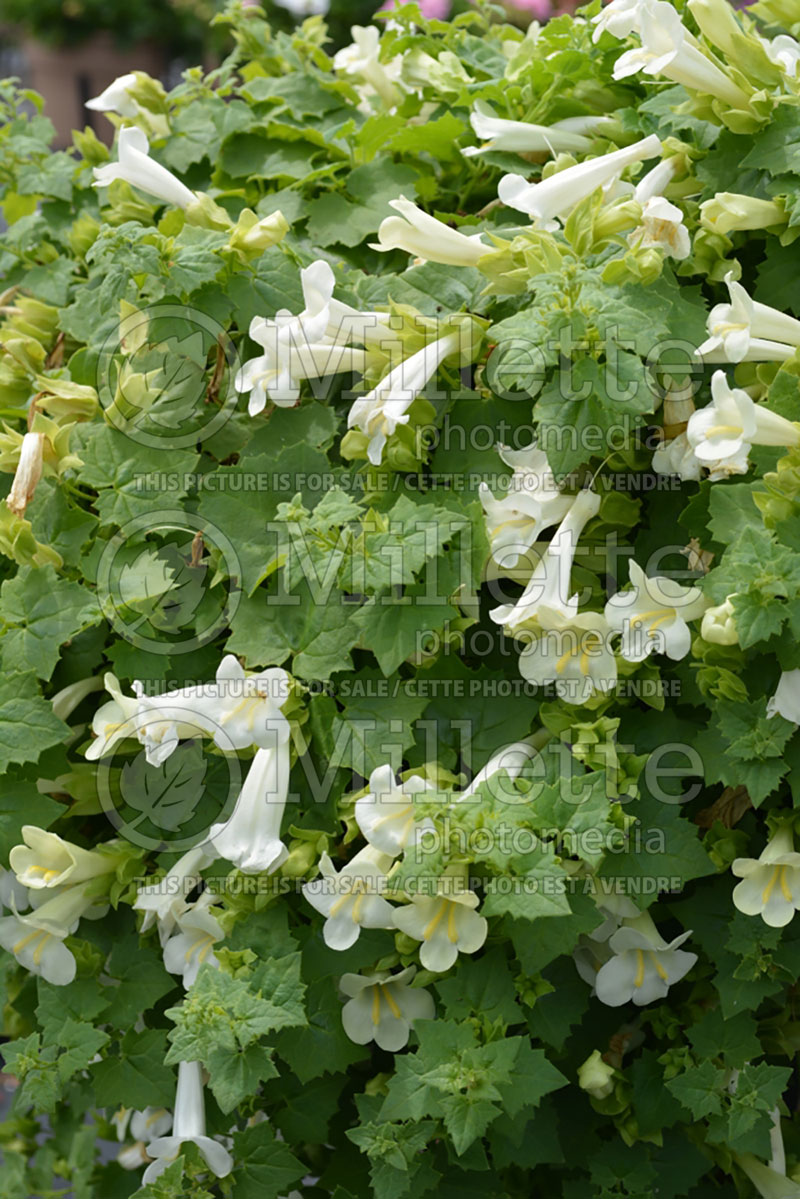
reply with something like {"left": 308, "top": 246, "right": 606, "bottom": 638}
{"left": 0, "top": 0, "right": 584, "bottom": 147}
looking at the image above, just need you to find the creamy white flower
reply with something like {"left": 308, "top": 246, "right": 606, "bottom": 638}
{"left": 462, "top": 100, "right": 606, "bottom": 158}
{"left": 85, "top": 673, "right": 140, "bottom": 761}
{"left": 592, "top": 0, "right": 664, "bottom": 42}
{"left": 0, "top": 882, "right": 103, "bottom": 985}
{"left": 162, "top": 894, "right": 224, "bottom": 987}
{"left": 687, "top": 371, "right": 800, "bottom": 469}
{"left": 701, "top": 597, "right": 739, "bottom": 645}
{"left": 9, "top": 827, "right": 122, "bottom": 890}
{"left": 93, "top": 127, "right": 194, "bottom": 209}
{"left": 348, "top": 331, "right": 460, "bottom": 465}
{"left": 479, "top": 444, "right": 572, "bottom": 570}
{"left": 577, "top": 1050, "right": 616, "bottom": 1098}
{"left": 393, "top": 883, "right": 487, "bottom": 972}
{"left": 518, "top": 608, "right": 618, "bottom": 704}
{"left": 593, "top": 913, "right": 697, "bottom": 1006}
{"left": 93, "top": 655, "right": 291, "bottom": 768}
{"left": 498, "top": 134, "right": 662, "bottom": 229}
{"left": 113, "top": 1106, "right": 172, "bottom": 1143}
{"left": 333, "top": 25, "right": 402, "bottom": 107}
{"left": 761, "top": 33, "right": 800, "bottom": 77}
{"left": 611, "top": 1, "right": 750, "bottom": 108}
{"left": 768, "top": 670, "right": 800, "bottom": 723}
{"left": 370, "top": 197, "right": 488, "bottom": 267}
{"left": 303, "top": 846, "right": 396, "bottom": 950}
{"left": 629, "top": 155, "right": 690, "bottom": 257}
{"left": 652, "top": 432, "right": 702, "bottom": 481}
{"left": 339, "top": 965, "right": 435, "bottom": 1051}
{"left": 206, "top": 738, "right": 290, "bottom": 874}
{"left": 143, "top": 1061, "right": 233, "bottom": 1184}
{"left": 630, "top": 196, "right": 690, "bottom": 259}
{"left": 355, "top": 765, "right": 436, "bottom": 857}
{"left": 134, "top": 846, "right": 217, "bottom": 945}
{"left": 604, "top": 560, "right": 707, "bottom": 662}
{"left": 490, "top": 489, "right": 601, "bottom": 633}
{"left": 732, "top": 828, "right": 800, "bottom": 928}
{"left": 6, "top": 431, "right": 44, "bottom": 516}
{"left": 86, "top": 73, "right": 139, "bottom": 117}
{"left": 697, "top": 273, "right": 800, "bottom": 363}
{"left": 235, "top": 262, "right": 369, "bottom": 414}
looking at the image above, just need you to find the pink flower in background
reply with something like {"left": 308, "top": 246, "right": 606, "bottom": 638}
{"left": 380, "top": 0, "right": 452, "bottom": 16}
{"left": 510, "top": 0, "right": 553, "bottom": 15}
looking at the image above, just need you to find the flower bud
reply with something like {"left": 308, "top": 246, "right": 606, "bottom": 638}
{"left": 577, "top": 1050, "right": 616, "bottom": 1099}
{"left": 6, "top": 432, "right": 44, "bottom": 516}
{"left": 227, "top": 209, "right": 289, "bottom": 261}
{"left": 701, "top": 597, "right": 739, "bottom": 645}
{"left": 280, "top": 839, "right": 318, "bottom": 879}
{"left": 700, "top": 193, "right": 787, "bottom": 236}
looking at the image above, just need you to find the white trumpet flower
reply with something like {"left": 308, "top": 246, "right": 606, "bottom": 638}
{"left": 9, "top": 827, "right": 123, "bottom": 891}
{"left": 462, "top": 100, "right": 609, "bottom": 158}
{"left": 162, "top": 893, "right": 224, "bottom": 987}
{"left": 479, "top": 444, "right": 573, "bottom": 570}
{"left": 392, "top": 881, "right": 488, "bottom": 972}
{"left": 143, "top": 1061, "right": 233, "bottom": 1184}
{"left": 302, "top": 845, "right": 396, "bottom": 950}
{"left": 630, "top": 196, "right": 691, "bottom": 259}
{"left": 354, "top": 765, "right": 436, "bottom": 857}
{"left": 87, "top": 656, "right": 291, "bottom": 768}
{"left": 0, "top": 882, "right": 104, "bottom": 986}
{"left": 490, "top": 489, "right": 601, "bottom": 633}
{"left": 347, "top": 330, "right": 460, "bottom": 466}
{"left": 370, "top": 197, "right": 489, "bottom": 267}
{"left": 339, "top": 965, "right": 435, "bottom": 1051}
{"left": 687, "top": 371, "right": 800, "bottom": 470}
{"left": 206, "top": 739, "right": 291, "bottom": 874}
{"left": 593, "top": 912, "right": 697, "bottom": 1006}
{"left": 498, "top": 134, "right": 662, "bottom": 228}
{"left": 518, "top": 608, "right": 619, "bottom": 704}
{"left": 652, "top": 432, "right": 703, "bottom": 481}
{"left": 604, "top": 560, "right": 707, "bottom": 662}
{"left": 333, "top": 26, "right": 403, "bottom": 108}
{"left": 86, "top": 73, "right": 139, "bottom": 118}
{"left": 93, "top": 127, "right": 194, "bottom": 209}
{"left": 611, "top": 1, "right": 751, "bottom": 108}
{"left": 732, "top": 828, "right": 800, "bottom": 928}
{"left": 697, "top": 273, "right": 800, "bottom": 363}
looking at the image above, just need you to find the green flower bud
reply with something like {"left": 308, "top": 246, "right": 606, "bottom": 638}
{"left": 227, "top": 208, "right": 289, "bottom": 262}
{"left": 577, "top": 1050, "right": 616, "bottom": 1099}
{"left": 184, "top": 191, "right": 233, "bottom": 232}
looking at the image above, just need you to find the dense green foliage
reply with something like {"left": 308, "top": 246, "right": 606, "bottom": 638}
{"left": 2, "top": 1, "right": 800, "bottom": 1196}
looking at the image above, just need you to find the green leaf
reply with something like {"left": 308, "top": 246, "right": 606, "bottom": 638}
{"left": 91, "top": 1028, "right": 176, "bottom": 1109}
{"left": 666, "top": 1060, "right": 726, "bottom": 1119}
{"left": 0, "top": 672, "right": 69, "bottom": 774}
{"left": 205, "top": 1042, "right": 279, "bottom": 1114}
{"left": 231, "top": 1124, "right": 306, "bottom": 1199}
